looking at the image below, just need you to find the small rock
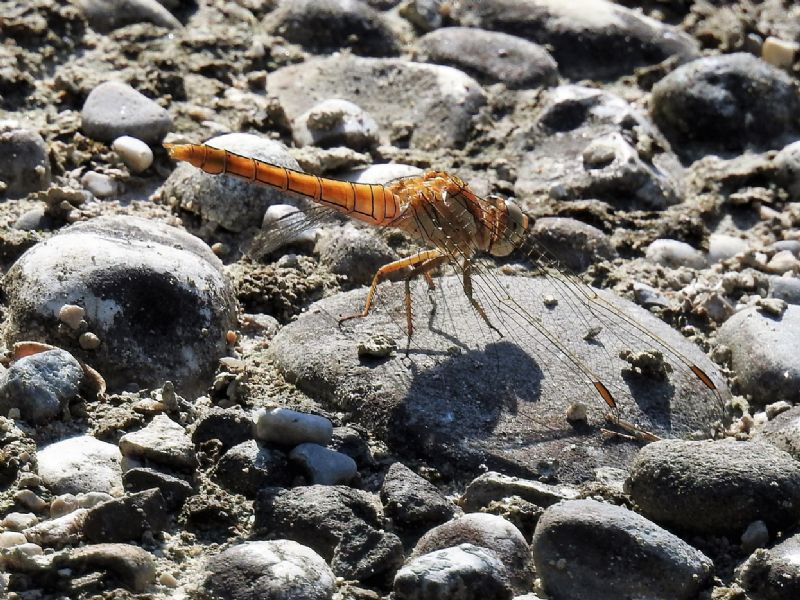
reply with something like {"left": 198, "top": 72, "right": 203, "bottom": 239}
{"left": 254, "top": 407, "right": 333, "bottom": 447}
{"left": 50, "top": 491, "right": 113, "bottom": 517}
{"left": 204, "top": 540, "right": 335, "bottom": 600}
{"left": 645, "top": 239, "right": 706, "bottom": 269}
{"left": 708, "top": 234, "right": 748, "bottom": 263}
{"left": 14, "top": 489, "right": 48, "bottom": 512}
{"left": 741, "top": 520, "right": 770, "bottom": 554}
{"left": 651, "top": 53, "right": 800, "bottom": 159}
{"left": 317, "top": 224, "right": 399, "bottom": 287}
{"left": 212, "top": 440, "right": 290, "bottom": 497}
{"left": 330, "top": 426, "right": 373, "bottom": 468}
{"left": 737, "top": 533, "right": 800, "bottom": 600}
{"left": 628, "top": 439, "right": 800, "bottom": 536}
{"left": 399, "top": 0, "right": 443, "bottom": 31}
{"left": 331, "top": 519, "right": 404, "bottom": 583}
{"left": 293, "top": 99, "right": 380, "bottom": 150}
{"left": 380, "top": 462, "right": 456, "bottom": 529}
{"left": 263, "top": 0, "right": 398, "bottom": 57}
{"left": 532, "top": 499, "right": 713, "bottom": 600}
{"left": 762, "top": 36, "right": 799, "bottom": 69}
{"left": 0, "top": 125, "right": 51, "bottom": 198}
{"left": 411, "top": 513, "right": 532, "bottom": 595}
{"left": 76, "top": 0, "right": 180, "bottom": 33}
{"left": 2, "top": 512, "right": 38, "bottom": 531}
{"left": 416, "top": 27, "right": 558, "bottom": 89}
{"left": 119, "top": 414, "right": 196, "bottom": 469}
{"left": 717, "top": 304, "right": 800, "bottom": 404}
{"left": 461, "top": 471, "right": 579, "bottom": 513}
{"left": 394, "top": 543, "right": 513, "bottom": 600}
{"left": 343, "top": 163, "right": 423, "bottom": 184}
{"left": 191, "top": 407, "right": 253, "bottom": 451}
{"left": 55, "top": 543, "right": 156, "bottom": 593}
{"left": 37, "top": 435, "right": 123, "bottom": 495}
{"left": 770, "top": 277, "right": 800, "bottom": 304}
{"left": 81, "top": 81, "right": 172, "bottom": 144}
{"left": 0, "top": 531, "right": 27, "bottom": 548}
{"left": 58, "top": 304, "right": 86, "bottom": 330}
{"left": 23, "top": 508, "right": 89, "bottom": 548}
{"left": 529, "top": 217, "right": 616, "bottom": 272}
{"left": 112, "top": 136, "right": 153, "bottom": 173}
{"left": 290, "top": 443, "right": 357, "bottom": 485}
{"left": 78, "top": 331, "right": 101, "bottom": 350}
{"left": 83, "top": 489, "right": 169, "bottom": 543}
{"left": 775, "top": 141, "right": 800, "bottom": 197}
{"left": 122, "top": 468, "right": 193, "bottom": 512}
{"left": 81, "top": 171, "right": 119, "bottom": 198}
{"left": 0, "top": 349, "right": 83, "bottom": 424}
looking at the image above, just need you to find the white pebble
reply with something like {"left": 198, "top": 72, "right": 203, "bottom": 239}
{"left": 262, "top": 204, "right": 317, "bottom": 247}
{"left": 1, "top": 512, "right": 38, "bottom": 531}
{"left": 766, "top": 250, "right": 800, "bottom": 274}
{"left": 0, "top": 531, "right": 27, "bottom": 548}
{"left": 253, "top": 407, "right": 333, "bottom": 446}
{"left": 159, "top": 572, "right": 179, "bottom": 587}
{"left": 58, "top": 304, "right": 86, "bottom": 330}
{"left": 645, "top": 239, "right": 706, "bottom": 269}
{"left": 112, "top": 135, "right": 154, "bottom": 173}
{"left": 81, "top": 171, "right": 119, "bottom": 198}
{"left": 708, "top": 234, "right": 748, "bottom": 263}
{"left": 79, "top": 332, "right": 101, "bottom": 350}
{"left": 762, "top": 36, "right": 799, "bottom": 69}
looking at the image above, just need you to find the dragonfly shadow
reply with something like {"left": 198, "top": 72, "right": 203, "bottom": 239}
{"left": 621, "top": 370, "right": 675, "bottom": 433}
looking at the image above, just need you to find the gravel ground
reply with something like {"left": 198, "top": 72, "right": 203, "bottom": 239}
{"left": 1, "top": 1, "right": 800, "bottom": 599}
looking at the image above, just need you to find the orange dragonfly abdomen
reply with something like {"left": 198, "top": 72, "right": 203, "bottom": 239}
{"left": 164, "top": 143, "right": 399, "bottom": 226}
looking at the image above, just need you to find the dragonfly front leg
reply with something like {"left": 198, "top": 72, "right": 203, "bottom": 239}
{"left": 338, "top": 249, "right": 444, "bottom": 327}
{"left": 462, "top": 259, "right": 503, "bottom": 338}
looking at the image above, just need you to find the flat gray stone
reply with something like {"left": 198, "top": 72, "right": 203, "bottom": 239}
{"left": 119, "top": 414, "right": 197, "bottom": 469}
{"left": 532, "top": 499, "right": 713, "bottom": 600}
{"left": 81, "top": 81, "right": 172, "bottom": 144}
{"left": 461, "top": 471, "right": 579, "bottom": 513}
{"left": 55, "top": 543, "right": 156, "bottom": 593}
{"left": 717, "top": 304, "right": 800, "bottom": 404}
{"left": 651, "top": 53, "right": 800, "bottom": 160}
{"left": 415, "top": 27, "right": 558, "bottom": 89}
{"left": 628, "top": 439, "right": 800, "bottom": 536}
{"left": 205, "top": 540, "right": 335, "bottom": 600}
{"left": 37, "top": 436, "right": 123, "bottom": 496}
{"left": 450, "top": 0, "right": 698, "bottom": 79}
{"left": 268, "top": 275, "right": 726, "bottom": 482}
{"left": 268, "top": 55, "right": 486, "bottom": 150}
{"left": 380, "top": 462, "right": 456, "bottom": 529}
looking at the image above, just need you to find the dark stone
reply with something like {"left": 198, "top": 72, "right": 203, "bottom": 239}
{"left": 83, "top": 489, "right": 169, "bottom": 543}
{"left": 122, "top": 467, "right": 193, "bottom": 512}
{"left": 380, "top": 462, "right": 456, "bottom": 529}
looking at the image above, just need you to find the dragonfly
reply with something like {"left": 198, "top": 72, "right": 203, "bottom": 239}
{"left": 164, "top": 142, "right": 724, "bottom": 437}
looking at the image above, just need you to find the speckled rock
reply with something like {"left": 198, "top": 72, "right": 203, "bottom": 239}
{"left": 263, "top": 0, "right": 398, "bottom": 57}
{"left": 450, "top": 0, "right": 698, "bottom": 79}
{"left": 1, "top": 216, "right": 237, "bottom": 396}
{"left": 395, "top": 543, "right": 512, "bottom": 600}
{"left": 119, "top": 415, "right": 197, "bottom": 469}
{"left": 162, "top": 133, "right": 303, "bottom": 233}
{"left": 81, "top": 81, "right": 172, "bottom": 144}
{"left": 415, "top": 27, "right": 557, "bottom": 89}
{"left": 651, "top": 54, "right": 800, "bottom": 160}
{"left": 628, "top": 439, "right": 800, "bottom": 536}
{"left": 76, "top": 0, "right": 180, "bottom": 33}
{"left": 380, "top": 462, "right": 456, "bottom": 530}
{"left": 268, "top": 55, "right": 486, "bottom": 150}
{"left": 203, "top": 540, "right": 335, "bottom": 600}
{"left": 410, "top": 513, "right": 532, "bottom": 595}
{"left": 0, "top": 124, "right": 51, "bottom": 198}
{"left": 529, "top": 217, "right": 616, "bottom": 272}
{"left": 212, "top": 440, "right": 290, "bottom": 496}
{"left": 0, "top": 349, "right": 83, "bottom": 424}
{"left": 532, "top": 499, "right": 713, "bottom": 600}
{"left": 737, "top": 533, "right": 800, "bottom": 600}
{"left": 717, "top": 304, "right": 800, "bottom": 404}
{"left": 37, "top": 435, "right": 123, "bottom": 496}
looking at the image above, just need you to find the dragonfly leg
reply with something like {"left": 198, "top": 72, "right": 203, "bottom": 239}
{"left": 462, "top": 259, "right": 503, "bottom": 338}
{"left": 338, "top": 249, "right": 444, "bottom": 325}
{"left": 403, "top": 254, "right": 449, "bottom": 344}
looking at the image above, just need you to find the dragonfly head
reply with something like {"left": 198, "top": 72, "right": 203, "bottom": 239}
{"left": 488, "top": 198, "right": 529, "bottom": 257}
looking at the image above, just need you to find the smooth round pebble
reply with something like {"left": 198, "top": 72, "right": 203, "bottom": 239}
{"left": 411, "top": 513, "right": 532, "bottom": 595}
{"left": 293, "top": 99, "right": 380, "bottom": 150}
{"left": 717, "top": 304, "right": 800, "bottom": 404}
{"left": 769, "top": 276, "right": 800, "bottom": 305}
{"left": 531, "top": 499, "right": 713, "bottom": 600}
{"left": 289, "top": 443, "right": 357, "bottom": 486}
{"left": 709, "top": 234, "right": 748, "bottom": 262}
{"left": 254, "top": 407, "right": 333, "bottom": 446}
{"left": 317, "top": 224, "right": 399, "bottom": 286}
{"left": 628, "top": 439, "right": 800, "bottom": 536}
{"left": 112, "top": 136, "right": 153, "bottom": 173}
{"left": 0, "top": 349, "right": 83, "bottom": 424}
{"left": 204, "top": 540, "right": 335, "bottom": 600}
{"left": 394, "top": 543, "right": 513, "bottom": 600}
{"left": 0, "top": 124, "right": 51, "bottom": 198}
{"left": 2, "top": 216, "right": 237, "bottom": 395}
{"left": 81, "top": 171, "right": 119, "bottom": 198}
{"left": 81, "top": 81, "right": 172, "bottom": 144}
{"left": 645, "top": 239, "right": 706, "bottom": 269}
{"left": 37, "top": 435, "right": 123, "bottom": 496}
{"left": 0, "top": 531, "right": 27, "bottom": 548}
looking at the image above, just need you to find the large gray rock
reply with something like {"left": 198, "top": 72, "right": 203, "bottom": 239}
{"left": 628, "top": 439, "right": 800, "bottom": 536}
{"left": 531, "top": 499, "right": 713, "bottom": 600}
{"left": 450, "top": 0, "right": 699, "bottom": 79}
{"left": 651, "top": 54, "right": 800, "bottom": 160}
{"left": 268, "top": 275, "right": 726, "bottom": 482}
{"left": 2, "top": 216, "right": 237, "bottom": 395}
{"left": 81, "top": 81, "right": 172, "bottom": 144}
{"left": 717, "top": 304, "right": 800, "bottom": 405}
{"left": 267, "top": 55, "right": 486, "bottom": 150}
{"left": 415, "top": 27, "right": 558, "bottom": 89}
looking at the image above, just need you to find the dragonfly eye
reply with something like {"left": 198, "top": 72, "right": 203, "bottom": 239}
{"left": 488, "top": 199, "right": 528, "bottom": 257}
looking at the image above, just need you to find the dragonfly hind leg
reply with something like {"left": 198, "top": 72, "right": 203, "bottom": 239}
{"left": 462, "top": 259, "right": 503, "bottom": 338}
